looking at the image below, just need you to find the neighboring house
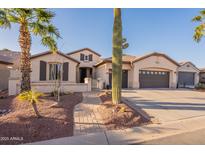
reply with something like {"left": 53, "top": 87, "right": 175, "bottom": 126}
{"left": 0, "top": 55, "right": 13, "bottom": 91}
{"left": 0, "top": 49, "right": 20, "bottom": 91}
{"left": 0, "top": 49, "right": 21, "bottom": 69}
{"left": 199, "top": 68, "right": 205, "bottom": 83}
{"left": 177, "top": 61, "right": 200, "bottom": 88}
{"left": 95, "top": 52, "right": 200, "bottom": 89}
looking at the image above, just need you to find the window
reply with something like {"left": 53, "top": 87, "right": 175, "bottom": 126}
{"left": 49, "top": 63, "right": 62, "bottom": 80}
{"left": 89, "top": 54, "right": 93, "bottom": 61}
{"left": 85, "top": 55, "right": 88, "bottom": 61}
{"left": 80, "top": 54, "right": 84, "bottom": 61}
{"left": 80, "top": 53, "right": 93, "bottom": 61}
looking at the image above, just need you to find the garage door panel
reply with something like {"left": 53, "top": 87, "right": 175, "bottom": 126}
{"left": 139, "top": 70, "right": 169, "bottom": 88}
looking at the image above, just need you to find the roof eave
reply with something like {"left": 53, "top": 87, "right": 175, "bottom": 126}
{"left": 30, "top": 51, "right": 80, "bottom": 64}
{"left": 132, "top": 52, "right": 180, "bottom": 67}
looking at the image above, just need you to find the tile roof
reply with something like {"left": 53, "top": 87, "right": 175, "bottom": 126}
{"left": 0, "top": 55, "right": 13, "bottom": 64}
{"left": 0, "top": 49, "right": 20, "bottom": 66}
{"left": 95, "top": 54, "right": 137, "bottom": 67}
{"left": 200, "top": 68, "right": 205, "bottom": 72}
{"left": 104, "top": 54, "right": 137, "bottom": 62}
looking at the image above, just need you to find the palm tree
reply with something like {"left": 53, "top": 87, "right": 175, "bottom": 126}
{"left": 112, "top": 8, "right": 123, "bottom": 104}
{"left": 192, "top": 9, "right": 205, "bottom": 42}
{"left": 0, "top": 9, "right": 60, "bottom": 92}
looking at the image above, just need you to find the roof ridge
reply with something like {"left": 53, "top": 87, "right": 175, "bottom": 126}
{"left": 66, "top": 48, "right": 101, "bottom": 56}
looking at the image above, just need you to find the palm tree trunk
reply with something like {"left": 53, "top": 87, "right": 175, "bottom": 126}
{"left": 112, "top": 8, "right": 123, "bottom": 104}
{"left": 19, "top": 23, "right": 31, "bottom": 92}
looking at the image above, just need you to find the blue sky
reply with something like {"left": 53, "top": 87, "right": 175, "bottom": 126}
{"left": 0, "top": 8, "right": 205, "bottom": 67}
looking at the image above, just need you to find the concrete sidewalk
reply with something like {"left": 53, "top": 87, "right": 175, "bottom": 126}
{"left": 74, "top": 92, "right": 106, "bottom": 136}
{"left": 31, "top": 115, "right": 205, "bottom": 145}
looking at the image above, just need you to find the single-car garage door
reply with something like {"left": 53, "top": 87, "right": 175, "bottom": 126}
{"left": 178, "top": 72, "right": 195, "bottom": 87}
{"left": 139, "top": 70, "right": 169, "bottom": 88}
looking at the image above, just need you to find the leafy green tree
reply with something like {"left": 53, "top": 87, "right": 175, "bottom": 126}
{"left": 192, "top": 10, "right": 205, "bottom": 42}
{"left": 112, "top": 8, "right": 128, "bottom": 104}
{"left": 0, "top": 9, "right": 60, "bottom": 92}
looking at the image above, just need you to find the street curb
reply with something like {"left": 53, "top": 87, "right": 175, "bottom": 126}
{"left": 121, "top": 97, "right": 159, "bottom": 123}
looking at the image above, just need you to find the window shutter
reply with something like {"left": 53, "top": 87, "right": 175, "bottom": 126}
{"left": 40, "top": 61, "right": 47, "bottom": 81}
{"left": 63, "top": 62, "right": 69, "bottom": 81}
{"left": 80, "top": 54, "right": 84, "bottom": 61}
{"left": 89, "top": 54, "right": 93, "bottom": 61}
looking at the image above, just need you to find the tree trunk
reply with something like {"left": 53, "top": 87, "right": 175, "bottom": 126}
{"left": 31, "top": 101, "right": 41, "bottom": 118}
{"left": 19, "top": 23, "right": 31, "bottom": 92}
{"left": 112, "top": 8, "right": 123, "bottom": 104}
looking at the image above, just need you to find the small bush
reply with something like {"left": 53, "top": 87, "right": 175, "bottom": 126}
{"left": 195, "top": 83, "right": 205, "bottom": 89}
{"left": 18, "top": 91, "right": 44, "bottom": 118}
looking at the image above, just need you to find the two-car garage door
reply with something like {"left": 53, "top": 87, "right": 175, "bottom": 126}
{"left": 139, "top": 70, "right": 170, "bottom": 88}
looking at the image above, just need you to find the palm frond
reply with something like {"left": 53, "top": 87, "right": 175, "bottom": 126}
{"left": 193, "top": 24, "right": 205, "bottom": 42}
{"left": 0, "top": 9, "right": 11, "bottom": 29}
{"left": 47, "top": 24, "right": 61, "bottom": 38}
{"left": 30, "top": 22, "right": 48, "bottom": 36}
{"left": 200, "top": 10, "right": 205, "bottom": 16}
{"left": 192, "top": 15, "right": 202, "bottom": 22}
{"left": 35, "top": 9, "right": 55, "bottom": 23}
{"left": 41, "top": 36, "right": 58, "bottom": 52}
{"left": 0, "top": 8, "right": 60, "bottom": 53}
{"left": 14, "top": 8, "right": 33, "bottom": 19}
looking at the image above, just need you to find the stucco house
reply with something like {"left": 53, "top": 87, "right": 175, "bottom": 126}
{"left": 9, "top": 50, "right": 94, "bottom": 95}
{"left": 95, "top": 52, "right": 200, "bottom": 89}
{"left": 66, "top": 48, "right": 102, "bottom": 83}
{"left": 177, "top": 61, "right": 200, "bottom": 88}
{"left": 0, "top": 49, "right": 20, "bottom": 91}
{"left": 0, "top": 55, "right": 13, "bottom": 91}
{"left": 199, "top": 68, "right": 205, "bottom": 83}
{"left": 7, "top": 48, "right": 201, "bottom": 95}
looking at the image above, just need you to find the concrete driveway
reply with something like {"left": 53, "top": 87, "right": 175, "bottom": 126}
{"left": 122, "top": 89, "right": 205, "bottom": 123}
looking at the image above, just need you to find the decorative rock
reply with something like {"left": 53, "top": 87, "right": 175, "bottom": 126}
{"left": 0, "top": 109, "right": 11, "bottom": 116}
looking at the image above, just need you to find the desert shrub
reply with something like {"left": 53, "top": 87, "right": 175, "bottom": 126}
{"left": 18, "top": 91, "right": 44, "bottom": 118}
{"left": 195, "top": 83, "right": 205, "bottom": 89}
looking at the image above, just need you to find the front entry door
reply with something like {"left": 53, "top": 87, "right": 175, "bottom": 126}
{"left": 109, "top": 70, "right": 128, "bottom": 88}
{"left": 80, "top": 68, "right": 87, "bottom": 83}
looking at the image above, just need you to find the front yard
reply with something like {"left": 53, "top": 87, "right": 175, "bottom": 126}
{"left": 0, "top": 92, "right": 83, "bottom": 145}
{"left": 0, "top": 90, "right": 151, "bottom": 145}
{"left": 98, "top": 92, "right": 150, "bottom": 130}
